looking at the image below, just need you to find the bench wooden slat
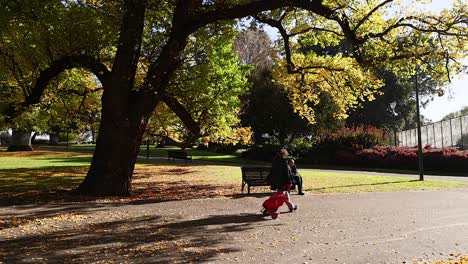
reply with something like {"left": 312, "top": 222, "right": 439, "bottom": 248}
{"left": 241, "top": 166, "right": 271, "bottom": 194}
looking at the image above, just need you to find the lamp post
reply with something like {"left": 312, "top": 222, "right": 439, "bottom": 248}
{"left": 390, "top": 102, "right": 398, "bottom": 146}
{"left": 415, "top": 68, "right": 424, "bottom": 181}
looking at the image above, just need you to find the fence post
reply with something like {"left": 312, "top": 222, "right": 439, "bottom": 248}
{"left": 449, "top": 118, "right": 453, "bottom": 147}
{"left": 407, "top": 130, "right": 409, "bottom": 146}
{"left": 425, "top": 125, "right": 429, "bottom": 146}
{"left": 433, "top": 123, "right": 436, "bottom": 148}
{"left": 405, "top": 130, "right": 407, "bottom": 146}
{"left": 441, "top": 121, "right": 444, "bottom": 148}
{"left": 394, "top": 129, "right": 397, "bottom": 146}
{"left": 461, "top": 116, "right": 464, "bottom": 150}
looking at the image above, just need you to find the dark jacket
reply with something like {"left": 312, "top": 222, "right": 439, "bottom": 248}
{"left": 270, "top": 157, "right": 292, "bottom": 188}
{"left": 290, "top": 164, "right": 298, "bottom": 176}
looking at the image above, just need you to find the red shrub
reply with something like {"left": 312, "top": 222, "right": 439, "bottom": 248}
{"left": 334, "top": 146, "right": 468, "bottom": 172}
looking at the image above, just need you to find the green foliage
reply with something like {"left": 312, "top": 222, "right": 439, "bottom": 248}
{"left": 0, "top": 0, "right": 117, "bottom": 87}
{"left": 40, "top": 69, "right": 102, "bottom": 136}
{"left": 150, "top": 23, "right": 251, "bottom": 143}
{"left": 241, "top": 69, "right": 312, "bottom": 146}
{"left": 0, "top": 0, "right": 112, "bottom": 133}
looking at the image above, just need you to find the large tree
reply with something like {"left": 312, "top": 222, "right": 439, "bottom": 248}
{"left": 1, "top": 0, "right": 466, "bottom": 195}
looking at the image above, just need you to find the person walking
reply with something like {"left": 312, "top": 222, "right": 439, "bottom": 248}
{"left": 270, "top": 149, "right": 297, "bottom": 212}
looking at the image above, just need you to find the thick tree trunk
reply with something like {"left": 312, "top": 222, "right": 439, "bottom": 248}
{"left": 74, "top": 0, "right": 149, "bottom": 196}
{"left": 7, "top": 130, "right": 33, "bottom": 151}
{"left": 74, "top": 108, "right": 148, "bottom": 196}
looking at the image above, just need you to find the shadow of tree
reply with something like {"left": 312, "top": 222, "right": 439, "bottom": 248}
{"left": 309, "top": 180, "right": 420, "bottom": 193}
{"left": 0, "top": 166, "right": 86, "bottom": 194}
{"left": 1, "top": 213, "right": 264, "bottom": 263}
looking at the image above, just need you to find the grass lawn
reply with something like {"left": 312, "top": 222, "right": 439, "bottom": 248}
{"left": 1, "top": 147, "right": 468, "bottom": 203}
{"left": 300, "top": 170, "right": 468, "bottom": 193}
{"left": 40, "top": 144, "right": 268, "bottom": 165}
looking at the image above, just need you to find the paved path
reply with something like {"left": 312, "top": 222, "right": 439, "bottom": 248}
{"left": 2, "top": 190, "right": 468, "bottom": 263}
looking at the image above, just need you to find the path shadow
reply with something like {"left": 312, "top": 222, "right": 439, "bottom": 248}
{"left": 1, "top": 213, "right": 264, "bottom": 263}
{"left": 230, "top": 192, "right": 272, "bottom": 199}
{"left": 0, "top": 180, "right": 241, "bottom": 228}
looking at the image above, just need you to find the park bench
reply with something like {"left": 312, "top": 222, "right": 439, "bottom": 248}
{"left": 241, "top": 166, "right": 271, "bottom": 194}
{"left": 167, "top": 150, "right": 192, "bottom": 162}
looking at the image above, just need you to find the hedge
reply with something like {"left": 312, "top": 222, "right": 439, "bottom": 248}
{"left": 334, "top": 145, "right": 468, "bottom": 172}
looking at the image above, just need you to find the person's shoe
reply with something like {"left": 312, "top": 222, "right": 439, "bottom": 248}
{"left": 289, "top": 205, "right": 298, "bottom": 212}
{"left": 298, "top": 192, "right": 305, "bottom": 195}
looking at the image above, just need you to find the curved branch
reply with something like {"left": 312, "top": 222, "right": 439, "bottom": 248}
{"left": 289, "top": 26, "right": 344, "bottom": 37}
{"left": 254, "top": 14, "right": 296, "bottom": 73}
{"left": 364, "top": 15, "right": 467, "bottom": 41}
{"left": 255, "top": 14, "right": 346, "bottom": 74}
{"left": 353, "top": 0, "right": 393, "bottom": 33}
{"left": 194, "top": 0, "right": 336, "bottom": 29}
{"left": 26, "top": 55, "right": 111, "bottom": 105}
{"left": 161, "top": 94, "right": 204, "bottom": 137}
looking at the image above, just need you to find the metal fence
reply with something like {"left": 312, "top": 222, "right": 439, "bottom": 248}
{"left": 392, "top": 114, "right": 468, "bottom": 150}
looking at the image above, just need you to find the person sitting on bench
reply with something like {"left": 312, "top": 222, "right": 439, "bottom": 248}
{"left": 288, "top": 159, "right": 305, "bottom": 195}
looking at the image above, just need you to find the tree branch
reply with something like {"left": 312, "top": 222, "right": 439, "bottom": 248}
{"left": 161, "top": 93, "right": 204, "bottom": 137}
{"left": 111, "top": 0, "right": 147, "bottom": 87}
{"left": 289, "top": 26, "right": 344, "bottom": 37}
{"left": 254, "top": 14, "right": 297, "bottom": 73}
{"left": 194, "top": 0, "right": 336, "bottom": 29}
{"left": 255, "top": 14, "right": 346, "bottom": 74}
{"left": 353, "top": 0, "right": 394, "bottom": 33}
{"left": 26, "top": 55, "right": 111, "bottom": 106}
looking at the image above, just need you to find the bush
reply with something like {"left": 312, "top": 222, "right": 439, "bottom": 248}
{"left": 298, "top": 126, "right": 385, "bottom": 164}
{"left": 316, "top": 126, "right": 385, "bottom": 150}
{"left": 334, "top": 145, "right": 468, "bottom": 172}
